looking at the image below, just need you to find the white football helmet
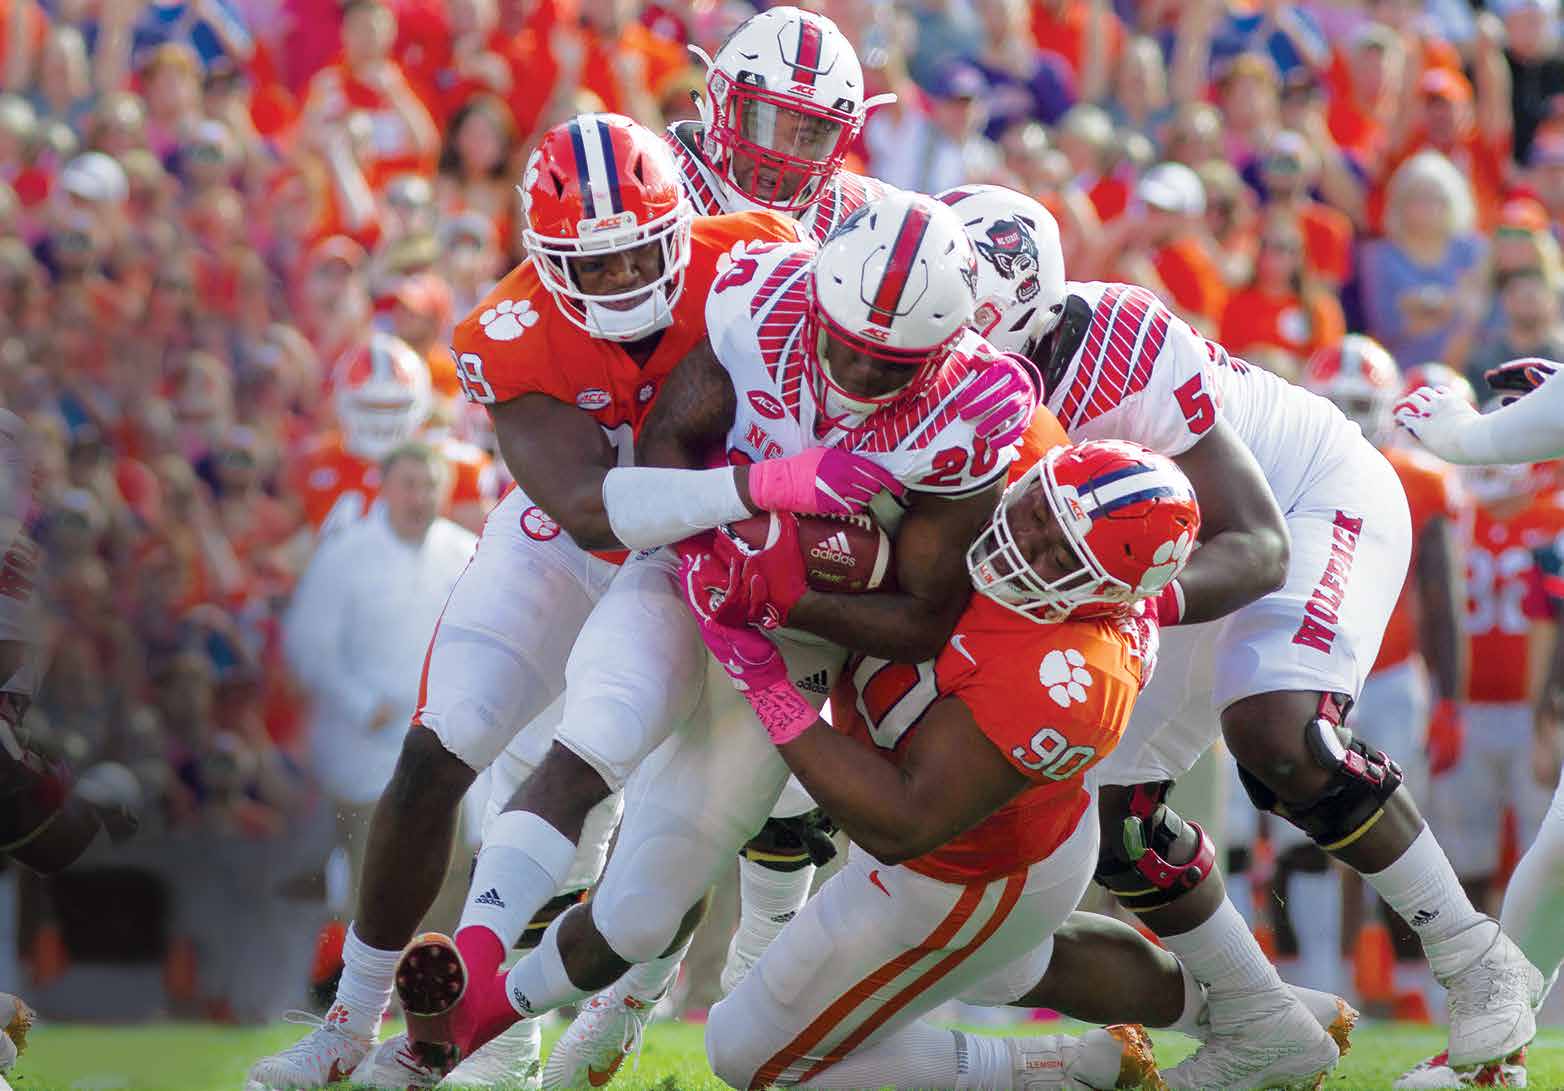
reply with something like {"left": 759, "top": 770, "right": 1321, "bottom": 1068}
{"left": 690, "top": 6, "right": 893, "bottom": 213}
{"left": 1300, "top": 334, "right": 1400, "bottom": 443}
{"left": 331, "top": 332, "right": 432, "bottom": 461}
{"left": 805, "top": 192, "right": 979, "bottom": 419}
{"left": 936, "top": 184, "right": 1066, "bottom": 358}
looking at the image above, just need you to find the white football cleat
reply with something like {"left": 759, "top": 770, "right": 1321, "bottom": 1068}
{"left": 245, "top": 1009, "right": 374, "bottom": 1090}
{"left": 540, "top": 984, "right": 660, "bottom": 1089}
{"left": 349, "top": 1033, "right": 442, "bottom": 1089}
{"left": 351, "top": 1022, "right": 542, "bottom": 1090}
{"left": 1187, "top": 982, "right": 1358, "bottom": 1057}
{"left": 1431, "top": 928, "right": 1544, "bottom": 1067}
{"left": 1392, "top": 1048, "right": 1528, "bottom": 1088}
{"left": 1164, "top": 988, "right": 1339, "bottom": 1091}
{"left": 1009, "top": 1024, "right": 1166, "bottom": 1090}
{"left": 443, "top": 1019, "right": 543, "bottom": 1089}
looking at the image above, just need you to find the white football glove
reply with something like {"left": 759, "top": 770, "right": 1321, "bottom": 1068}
{"left": 1392, "top": 385, "right": 1483, "bottom": 460}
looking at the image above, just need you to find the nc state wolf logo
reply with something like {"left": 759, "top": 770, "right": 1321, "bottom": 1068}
{"left": 974, "top": 216, "right": 1041, "bottom": 303}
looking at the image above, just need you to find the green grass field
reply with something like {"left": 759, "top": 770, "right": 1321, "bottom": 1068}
{"left": 10, "top": 1018, "right": 1564, "bottom": 1091}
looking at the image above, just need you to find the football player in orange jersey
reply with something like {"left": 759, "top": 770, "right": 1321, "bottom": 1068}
{"left": 1299, "top": 343, "right": 1471, "bottom": 1000}
{"left": 689, "top": 441, "right": 1195, "bottom": 1089}
{"left": 1428, "top": 448, "right": 1560, "bottom": 907}
{"left": 252, "top": 118, "right": 1035, "bottom": 1090}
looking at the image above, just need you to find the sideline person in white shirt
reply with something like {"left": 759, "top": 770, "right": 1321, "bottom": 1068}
{"left": 284, "top": 441, "right": 478, "bottom": 923}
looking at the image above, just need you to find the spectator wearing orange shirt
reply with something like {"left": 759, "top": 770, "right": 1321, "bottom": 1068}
{"left": 1105, "top": 161, "right": 1228, "bottom": 334}
{"left": 574, "top": 0, "right": 684, "bottom": 124}
{"left": 1028, "top": 0, "right": 1121, "bottom": 91}
{"left": 434, "top": 94, "right": 518, "bottom": 249}
{"left": 1258, "top": 129, "right": 1354, "bottom": 288}
{"left": 1375, "top": 18, "right": 1514, "bottom": 231}
{"left": 298, "top": 0, "right": 438, "bottom": 190}
{"left": 1325, "top": 24, "right": 1401, "bottom": 168}
{"left": 1220, "top": 211, "right": 1344, "bottom": 367}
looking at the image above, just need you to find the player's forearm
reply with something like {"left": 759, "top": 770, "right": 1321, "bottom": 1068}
{"left": 1423, "top": 370, "right": 1564, "bottom": 464}
{"left": 1172, "top": 528, "right": 1289, "bottom": 625}
{"left": 599, "top": 466, "right": 752, "bottom": 550}
{"left": 786, "top": 587, "right": 966, "bottom": 663}
{"left": 776, "top": 726, "right": 944, "bottom": 865}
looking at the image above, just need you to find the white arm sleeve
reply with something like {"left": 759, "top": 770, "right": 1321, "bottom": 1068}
{"left": 1432, "top": 368, "right": 1564, "bottom": 465}
{"left": 601, "top": 465, "right": 752, "bottom": 550}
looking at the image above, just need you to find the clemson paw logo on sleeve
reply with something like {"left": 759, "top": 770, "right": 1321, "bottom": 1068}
{"left": 1039, "top": 648, "right": 1093, "bottom": 708}
{"left": 480, "top": 300, "right": 539, "bottom": 341}
{"left": 1137, "top": 530, "right": 1196, "bottom": 595}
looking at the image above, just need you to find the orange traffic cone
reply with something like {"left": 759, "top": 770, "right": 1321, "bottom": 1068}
{"left": 164, "top": 935, "right": 199, "bottom": 1005}
{"left": 1353, "top": 922, "right": 1395, "bottom": 1004}
{"left": 27, "top": 922, "right": 67, "bottom": 988}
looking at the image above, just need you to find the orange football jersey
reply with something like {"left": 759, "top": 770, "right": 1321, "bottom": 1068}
{"left": 837, "top": 594, "right": 1151, "bottom": 885}
{"left": 1373, "top": 445, "right": 1464, "bottom": 671}
{"left": 1464, "top": 494, "right": 1564, "bottom": 704}
{"left": 448, "top": 211, "right": 801, "bottom": 459}
{"left": 1008, "top": 406, "right": 1070, "bottom": 484}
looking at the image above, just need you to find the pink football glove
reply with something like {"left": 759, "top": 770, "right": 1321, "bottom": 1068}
{"left": 677, "top": 554, "right": 820, "bottom": 745}
{"left": 746, "top": 447, "right": 904, "bottom": 517}
{"left": 713, "top": 513, "right": 809, "bottom": 630}
{"left": 953, "top": 351, "right": 1041, "bottom": 448}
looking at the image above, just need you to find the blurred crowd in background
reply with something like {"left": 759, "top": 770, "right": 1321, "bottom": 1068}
{"left": 3, "top": 0, "right": 1563, "bottom": 1024}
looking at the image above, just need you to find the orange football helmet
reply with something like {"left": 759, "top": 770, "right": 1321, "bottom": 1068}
{"left": 520, "top": 113, "right": 694, "bottom": 341}
{"left": 331, "top": 332, "right": 432, "bottom": 461}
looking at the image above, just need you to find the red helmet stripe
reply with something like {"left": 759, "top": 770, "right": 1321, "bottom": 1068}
{"left": 866, "top": 205, "right": 931, "bottom": 329}
{"left": 792, "top": 18, "right": 823, "bottom": 85}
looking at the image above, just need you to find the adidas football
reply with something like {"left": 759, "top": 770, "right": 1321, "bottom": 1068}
{"left": 726, "top": 512, "right": 894, "bottom": 593}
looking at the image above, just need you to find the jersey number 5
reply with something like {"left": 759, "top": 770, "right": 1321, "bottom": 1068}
{"left": 1173, "top": 375, "right": 1215, "bottom": 435}
{"left": 456, "top": 352, "right": 497, "bottom": 404}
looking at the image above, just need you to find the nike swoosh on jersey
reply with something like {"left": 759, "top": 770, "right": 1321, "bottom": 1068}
{"left": 950, "top": 633, "right": 976, "bottom": 665}
{"left": 868, "top": 869, "right": 892, "bottom": 898}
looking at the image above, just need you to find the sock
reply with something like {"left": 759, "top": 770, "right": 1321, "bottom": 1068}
{"left": 1500, "top": 785, "right": 1564, "bottom": 977}
{"left": 723, "top": 857, "right": 814, "bottom": 992}
{"left": 793, "top": 1022, "right": 968, "bottom": 1089}
{"left": 618, "top": 939, "right": 690, "bottom": 1001}
{"left": 1283, "top": 869, "right": 1345, "bottom": 997}
{"left": 1364, "top": 826, "right": 1492, "bottom": 959}
{"left": 331, "top": 924, "right": 401, "bottom": 1038}
{"left": 457, "top": 811, "right": 577, "bottom": 949}
{"left": 1160, "top": 898, "right": 1288, "bottom": 1002}
{"left": 1159, "top": 958, "right": 1208, "bottom": 1039}
{"left": 503, "top": 916, "right": 591, "bottom": 1021}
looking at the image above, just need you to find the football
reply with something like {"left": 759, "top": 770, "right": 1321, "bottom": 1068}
{"left": 726, "top": 511, "right": 895, "bottom": 593}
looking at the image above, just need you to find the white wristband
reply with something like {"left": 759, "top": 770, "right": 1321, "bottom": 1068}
{"left": 602, "top": 466, "right": 751, "bottom": 550}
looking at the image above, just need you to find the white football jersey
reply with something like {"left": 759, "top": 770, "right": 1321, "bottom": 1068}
{"left": 1043, "top": 282, "right": 1362, "bottom": 512}
{"left": 706, "top": 238, "right": 1015, "bottom": 522}
{"left": 666, "top": 121, "right": 896, "bottom": 245}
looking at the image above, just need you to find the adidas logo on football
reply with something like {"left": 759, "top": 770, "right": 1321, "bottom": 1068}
{"left": 1410, "top": 909, "right": 1439, "bottom": 927}
{"left": 474, "top": 887, "right": 506, "bottom": 909}
{"left": 809, "top": 531, "right": 857, "bottom": 568}
{"left": 796, "top": 670, "right": 830, "bottom": 695}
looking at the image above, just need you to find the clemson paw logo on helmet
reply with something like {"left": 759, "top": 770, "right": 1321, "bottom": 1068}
{"left": 1136, "top": 529, "right": 1196, "bottom": 594}
{"left": 1040, "top": 648, "right": 1092, "bottom": 707}
{"left": 480, "top": 300, "right": 539, "bottom": 341}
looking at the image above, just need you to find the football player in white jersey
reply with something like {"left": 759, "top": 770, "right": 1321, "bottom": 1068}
{"left": 667, "top": 6, "right": 896, "bottom": 245}
{"left": 942, "top": 184, "right": 1544, "bottom": 1090}
{"left": 388, "top": 192, "right": 1043, "bottom": 1080}
{"left": 246, "top": 117, "right": 1037, "bottom": 1091}
{"left": 1393, "top": 358, "right": 1564, "bottom": 1091}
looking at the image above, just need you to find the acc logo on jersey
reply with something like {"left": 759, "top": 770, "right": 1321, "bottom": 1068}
{"left": 480, "top": 300, "right": 539, "bottom": 341}
{"left": 521, "top": 506, "right": 561, "bottom": 541}
{"left": 747, "top": 390, "right": 785, "bottom": 420}
{"left": 576, "top": 388, "right": 613, "bottom": 411}
{"left": 1040, "top": 648, "right": 1093, "bottom": 708}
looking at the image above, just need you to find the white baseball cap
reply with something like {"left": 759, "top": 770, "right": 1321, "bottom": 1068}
{"left": 1137, "top": 162, "right": 1206, "bottom": 216}
{"left": 60, "top": 151, "right": 128, "bottom": 204}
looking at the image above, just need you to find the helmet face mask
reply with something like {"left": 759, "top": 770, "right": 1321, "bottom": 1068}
{"left": 967, "top": 442, "right": 1201, "bottom": 623}
{"left": 520, "top": 114, "right": 695, "bottom": 342}
{"left": 709, "top": 71, "right": 856, "bottom": 211}
{"left": 803, "top": 194, "right": 977, "bottom": 425}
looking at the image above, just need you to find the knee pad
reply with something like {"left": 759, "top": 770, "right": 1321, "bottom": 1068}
{"left": 742, "top": 809, "right": 838, "bottom": 873}
{"left": 1094, "top": 782, "right": 1217, "bottom": 912}
{"left": 1236, "top": 693, "right": 1403, "bottom": 852}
